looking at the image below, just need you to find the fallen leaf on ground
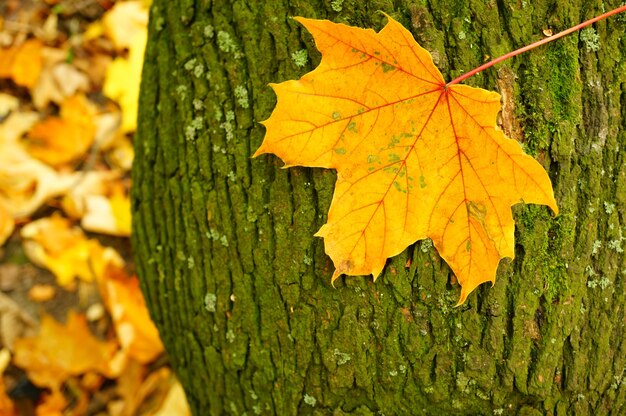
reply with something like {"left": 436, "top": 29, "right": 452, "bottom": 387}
{"left": 32, "top": 47, "right": 90, "bottom": 109}
{"left": 0, "top": 292, "right": 37, "bottom": 349}
{"left": 0, "top": 38, "right": 44, "bottom": 88}
{"left": 0, "top": 348, "right": 15, "bottom": 416}
{"left": 0, "top": 138, "right": 77, "bottom": 219}
{"left": 152, "top": 377, "right": 191, "bottom": 416}
{"left": 27, "top": 284, "right": 56, "bottom": 302}
{"left": 103, "top": 10, "right": 148, "bottom": 133}
{"left": 102, "top": 1, "right": 149, "bottom": 51}
{"left": 26, "top": 94, "right": 96, "bottom": 167}
{"left": 35, "top": 389, "right": 66, "bottom": 416}
{"left": 21, "top": 213, "right": 125, "bottom": 288}
{"left": 99, "top": 265, "right": 164, "bottom": 363}
{"left": 82, "top": 181, "right": 131, "bottom": 236}
{"left": 12, "top": 312, "right": 124, "bottom": 391}
{"left": 0, "top": 202, "right": 14, "bottom": 246}
{"left": 0, "top": 93, "right": 19, "bottom": 118}
{"left": 255, "top": 16, "right": 558, "bottom": 303}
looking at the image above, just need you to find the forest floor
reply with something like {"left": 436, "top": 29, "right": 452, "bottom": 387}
{"left": 0, "top": 1, "right": 189, "bottom": 414}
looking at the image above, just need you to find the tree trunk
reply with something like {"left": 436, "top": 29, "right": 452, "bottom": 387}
{"left": 132, "top": 1, "right": 626, "bottom": 414}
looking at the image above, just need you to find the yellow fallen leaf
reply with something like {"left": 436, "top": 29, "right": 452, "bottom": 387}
{"left": 82, "top": 181, "right": 131, "bottom": 236}
{"left": 103, "top": 28, "right": 146, "bottom": 134}
{"left": 0, "top": 93, "right": 19, "bottom": 118}
{"left": 0, "top": 202, "right": 14, "bottom": 246}
{"left": 99, "top": 265, "right": 164, "bottom": 363}
{"left": 13, "top": 312, "right": 124, "bottom": 391}
{"left": 60, "top": 171, "right": 131, "bottom": 236}
{"left": 102, "top": 1, "right": 149, "bottom": 51}
{"left": 21, "top": 214, "right": 124, "bottom": 288}
{"left": 26, "top": 94, "right": 96, "bottom": 167}
{"left": 152, "top": 378, "right": 191, "bottom": 416}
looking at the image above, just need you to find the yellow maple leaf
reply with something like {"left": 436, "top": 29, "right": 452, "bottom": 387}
{"left": 255, "top": 16, "right": 558, "bottom": 304}
{"left": 12, "top": 312, "right": 125, "bottom": 391}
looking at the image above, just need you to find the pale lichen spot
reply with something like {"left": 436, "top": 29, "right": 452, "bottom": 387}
{"left": 331, "top": 0, "right": 344, "bottom": 12}
{"left": 347, "top": 121, "right": 357, "bottom": 133}
{"left": 217, "top": 31, "right": 237, "bottom": 53}
{"left": 234, "top": 85, "right": 249, "bottom": 108}
{"left": 419, "top": 174, "right": 427, "bottom": 189}
{"left": 334, "top": 147, "right": 346, "bottom": 155}
{"left": 303, "top": 394, "right": 316, "bottom": 407}
{"left": 204, "top": 293, "right": 217, "bottom": 312}
{"left": 291, "top": 49, "right": 308, "bottom": 67}
{"left": 333, "top": 348, "right": 351, "bottom": 365}
{"left": 332, "top": 111, "right": 341, "bottom": 120}
{"left": 204, "top": 25, "right": 214, "bottom": 38}
{"left": 175, "top": 85, "right": 187, "bottom": 100}
{"left": 580, "top": 27, "right": 601, "bottom": 52}
{"left": 193, "top": 99, "right": 204, "bottom": 110}
{"left": 184, "top": 58, "right": 197, "bottom": 71}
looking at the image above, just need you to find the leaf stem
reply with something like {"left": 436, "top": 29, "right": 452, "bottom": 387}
{"left": 446, "top": 4, "right": 626, "bottom": 86}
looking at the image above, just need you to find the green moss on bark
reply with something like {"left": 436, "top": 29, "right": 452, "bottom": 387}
{"left": 133, "top": 1, "right": 626, "bottom": 414}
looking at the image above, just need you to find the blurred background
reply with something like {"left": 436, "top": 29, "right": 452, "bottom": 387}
{"left": 0, "top": 0, "right": 190, "bottom": 414}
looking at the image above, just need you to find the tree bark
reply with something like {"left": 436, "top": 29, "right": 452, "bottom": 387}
{"left": 132, "top": 0, "right": 626, "bottom": 414}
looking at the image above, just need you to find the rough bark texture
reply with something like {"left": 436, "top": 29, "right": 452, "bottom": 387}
{"left": 132, "top": 1, "right": 626, "bottom": 414}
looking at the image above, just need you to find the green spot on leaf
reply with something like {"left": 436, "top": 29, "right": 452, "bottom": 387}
{"left": 381, "top": 62, "right": 396, "bottom": 73}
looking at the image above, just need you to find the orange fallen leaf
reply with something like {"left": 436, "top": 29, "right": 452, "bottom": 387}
{"left": 0, "top": 39, "right": 44, "bottom": 88}
{"left": 99, "top": 265, "right": 164, "bottom": 363}
{"left": 26, "top": 94, "right": 96, "bottom": 167}
{"left": 0, "top": 348, "right": 15, "bottom": 416}
{"left": 255, "top": 16, "right": 558, "bottom": 303}
{"left": 27, "top": 284, "right": 56, "bottom": 302}
{"left": 35, "top": 389, "right": 66, "bottom": 416}
{"left": 12, "top": 312, "right": 124, "bottom": 391}
{"left": 0, "top": 111, "right": 79, "bottom": 219}
{"left": 21, "top": 213, "right": 124, "bottom": 288}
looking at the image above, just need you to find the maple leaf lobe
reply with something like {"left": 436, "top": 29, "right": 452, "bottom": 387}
{"left": 255, "top": 15, "right": 557, "bottom": 304}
